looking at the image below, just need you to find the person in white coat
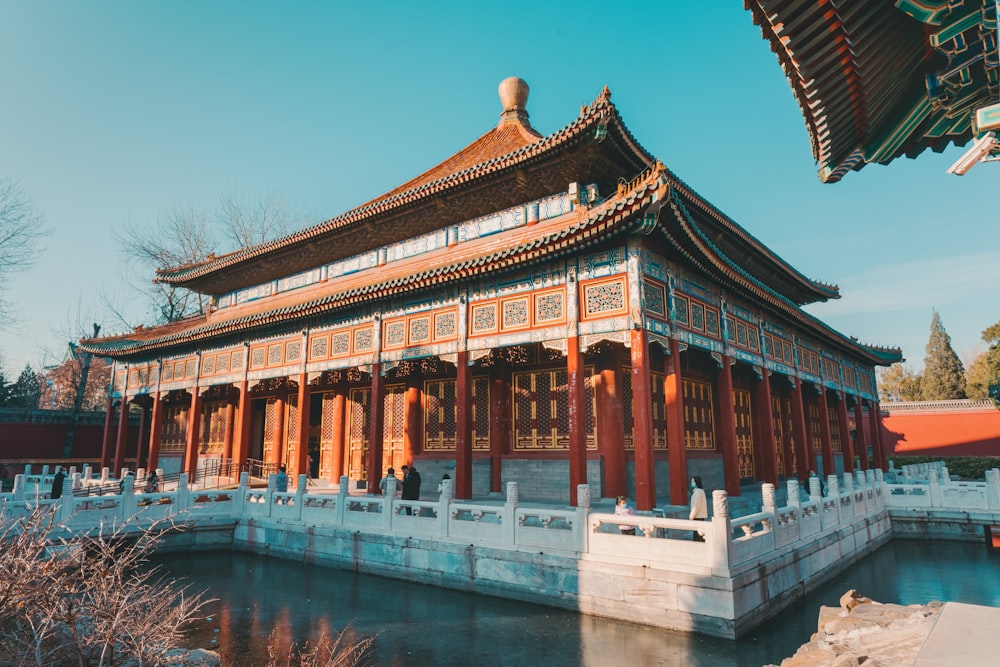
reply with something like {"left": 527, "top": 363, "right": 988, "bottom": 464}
{"left": 689, "top": 476, "right": 708, "bottom": 541}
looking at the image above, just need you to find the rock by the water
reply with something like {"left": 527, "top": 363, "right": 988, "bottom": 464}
{"left": 765, "top": 591, "right": 942, "bottom": 667}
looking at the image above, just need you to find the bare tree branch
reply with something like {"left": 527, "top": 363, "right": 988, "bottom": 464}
{"left": 0, "top": 178, "right": 48, "bottom": 327}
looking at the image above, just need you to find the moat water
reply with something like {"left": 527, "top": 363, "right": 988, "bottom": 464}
{"left": 160, "top": 540, "right": 1000, "bottom": 666}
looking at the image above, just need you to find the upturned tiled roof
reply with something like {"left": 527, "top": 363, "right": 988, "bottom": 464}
{"left": 80, "top": 168, "right": 671, "bottom": 357}
{"left": 657, "top": 187, "right": 900, "bottom": 365}
{"left": 155, "top": 86, "right": 653, "bottom": 295}
{"left": 746, "top": 0, "right": 999, "bottom": 182}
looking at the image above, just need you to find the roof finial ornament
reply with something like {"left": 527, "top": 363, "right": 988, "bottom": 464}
{"left": 498, "top": 76, "right": 531, "bottom": 127}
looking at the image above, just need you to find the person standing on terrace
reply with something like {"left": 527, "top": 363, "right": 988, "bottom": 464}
{"left": 689, "top": 476, "right": 708, "bottom": 541}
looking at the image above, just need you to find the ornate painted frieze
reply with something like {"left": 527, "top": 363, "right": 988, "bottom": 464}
{"left": 580, "top": 247, "right": 625, "bottom": 280}
{"left": 672, "top": 290, "right": 722, "bottom": 345}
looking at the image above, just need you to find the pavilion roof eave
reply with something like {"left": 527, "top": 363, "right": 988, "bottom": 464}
{"left": 80, "top": 168, "right": 670, "bottom": 360}
{"left": 745, "top": 0, "right": 999, "bottom": 182}
{"left": 659, "top": 165, "right": 840, "bottom": 304}
{"left": 658, "top": 190, "right": 899, "bottom": 366}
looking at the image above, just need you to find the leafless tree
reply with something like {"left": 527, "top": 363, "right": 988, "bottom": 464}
{"left": 0, "top": 178, "right": 47, "bottom": 327}
{"left": 216, "top": 190, "right": 304, "bottom": 249}
{"left": 113, "top": 205, "right": 215, "bottom": 325}
{"left": 111, "top": 192, "right": 312, "bottom": 327}
{"left": 0, "top": 506, "right": 210, "bottom": 666}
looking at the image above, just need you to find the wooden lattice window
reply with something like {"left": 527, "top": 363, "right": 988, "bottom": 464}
{"left": 808, "top": 402, "right": 823, "bottom": 452}
{"left": 513, "top": 367, "right": 596, "bottom": 451}
{"left": 200, "top": 401, "right": 227, "bottom": 453}
{"left": 735, "top": 389, "right": 754, "bottom": 478}
{"left": 622, "top": 369, "right": 668, "bottom": 450}
{"left": 771, "top": 396, "right": 786, "bottom": 477}
{"left": 829, "top": 402, "right": 843, "bottom": 452}
{"left": 423, "top": 377, "right": 490, "bottom": 451}
{"left": 160, "top": 405, "right": 188, "bottom": 453}
{"left": 284, "top": 395, "right": 299, "bottom": 468}
{"left": 683, "top": 379, "right": 714, "bottom": 450}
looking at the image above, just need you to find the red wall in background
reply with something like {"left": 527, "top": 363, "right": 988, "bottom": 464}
{"left": 880, "top": 407, "right": 1000, "bottom": 458}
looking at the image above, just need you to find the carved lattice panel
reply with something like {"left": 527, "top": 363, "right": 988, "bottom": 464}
{"left": 383, "top": 385, "right": 405, "bottom": 471}
{"left": 735, "top": 389, "right": 754, "bottom": 478}
{"left": 200, "top": 401, "right": 227, "bottom": 453}
{"left": 319, "top": 392, "right": 339, "bottom": 479}
{"left": 622, "top": 369, "right": 667, "bottom": 451}
{"left": 512, "top": 368, "right": 595, "bottom": 451}
{"left": 160, "top": 405, "right": 188, "bottom": 453}
{"left": 683, "top": 379, "right": 715, "bottom": 450}
{"left": 423, "top": 380, "right": 456, "bottom": 451}
{"left": 771, "top": 395, "right": 785, "bottom": 476}
{"left": 284, "top": 395, "right": 299, "bottom": 468}
{"left": 808, "top": 403, "right": 823, "bottom": 452}
{"left": 263, "top": 399, "right": 276, "bottom": 464}
{"left": 347, "top": 389, "right": 371, "bottom": 480}
{"left": 829, "top": 403, "right": 843, "bottom": 452}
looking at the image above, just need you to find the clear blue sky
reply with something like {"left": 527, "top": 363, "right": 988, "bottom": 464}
{"left": 1, "top": 1, "right": 997, "bottom": 378}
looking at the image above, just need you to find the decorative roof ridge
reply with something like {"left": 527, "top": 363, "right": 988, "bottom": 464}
{"left": 666, "top": 190, "right": 899, "bottom": 364}
{"left": 82, "top": 169, "right": 669, "bottom": 357}
{"left": 660, "top": 162, "right": 840, "bottom": 300}
{"left": 156, "top": 85, "right": 649, "bottom": 287}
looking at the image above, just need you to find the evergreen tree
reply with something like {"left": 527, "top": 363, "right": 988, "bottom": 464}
{"left": 8, "top": 363, "right": 41, "bottom": 409}
{"left": 0, "top": 368, "right": 10, "bottom": 407}
{"left": 921, "top": 311, "right": 966, "bottom": 400}
{"left": 966, "top": 321, "right": 1000, "bottom": 400}
{"left": 877, "top": 363, "right": 922, "bottom": 401}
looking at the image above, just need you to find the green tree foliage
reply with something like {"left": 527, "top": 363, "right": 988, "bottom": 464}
{"left": 967, "top": 321, "right": 1000, "bottom": 401}
{"left": 4, "top": 363, "right": 41, "bottom": 408}
{"left": 921, "top": 311, "right": 966, "bottom": 400}
{"left": 877, "top": 363, "right": 923, "bottom": 401}
{"left": 0, "top": 368, "right": 10, "bottom": 406}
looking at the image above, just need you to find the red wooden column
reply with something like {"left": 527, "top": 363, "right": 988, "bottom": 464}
{"left": 270, "top": 395, "right": 285, "bottom": 467}
{"left": 403, "top": 373, "right": 422, "bottom": 466}
{"left": 837, "top": 394, "right": 854, "bottom": 474}
{"left": 596, "top": 356, "right": 625, "bottom": 498}
{"left": 853, "top": 401, "right": 869, "bottom": 469}
{"left": 751, "top": 371, "right": 775, "bottom": 483}
{"left": 100, "top": 396, "right": 115, "bottom": 470}
{"left": 778, "top": 394, "right": 795, "bottom": 479}
{"left": 293, "top": 372, "right": 311, "bottom": 481}
{"left": 328, "top": 385, "right": 347, "bottom": 482}
{"left": 488, "top": 363, "right": 511, "bottom": 494}
{"left": 231, "top": 380, "right": 251, "bottom": 474}
{"left": 184, "top": 390, "right": 203, "bottom": 476}
{"left": 664, "top": 338, "right": 687, "bottom": 507}
{"left": 222, "top": 401, "right": 235, "bottom": 462}
{"left": 146, "top": 392, "right": 163, "bottom": 472}
{"left": 818, "top": 389, "right": 835, "bottom": 476}
{"left": 869, "top": 401, "right": 886, "bottom": 470}
{"left": 365, "top": 363, "right": 385, "bottom": 494}
{"left": 790, "top": 381, "right": 811, "bottom": 480}
{"left": 716, "top": 356, "right": 740, "bottom": 497}
{"left": 567, "top": 335, "right": 588, "bottom": 506}
{"left": 134, "top": 403, "right": 147, "bottom": 472}
{"left": 629, "top": 330, "right": 656, "bottom": 510}
{"left": 455, "top": 352, "right": 473, "bottom": 499}
{"left": 113, "top": 397, "right": 129, "bottom": 475}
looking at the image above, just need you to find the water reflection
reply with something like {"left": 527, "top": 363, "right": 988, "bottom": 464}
{"left": 159, "top": 540, "right": 1000, "bottom": 666}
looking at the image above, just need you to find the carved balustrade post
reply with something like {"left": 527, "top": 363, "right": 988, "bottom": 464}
{"left": 710, "top": 490, "right": 731, "bottom": 576}
{"left": 786, "top": 479, "right": 801, "bottom": 507}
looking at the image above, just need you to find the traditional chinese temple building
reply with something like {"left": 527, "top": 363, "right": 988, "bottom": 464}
{"left": 80, "top": 78, "right": 900, "bottom": 509}
{"left": 745, "top": 0, "right": 1000, "bottom": 182}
